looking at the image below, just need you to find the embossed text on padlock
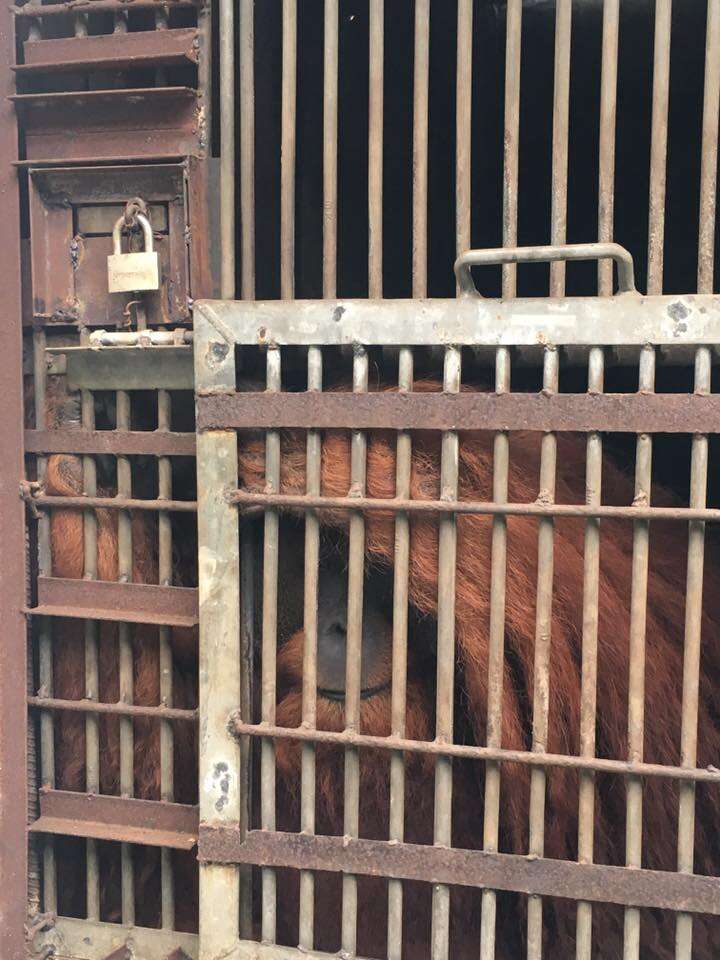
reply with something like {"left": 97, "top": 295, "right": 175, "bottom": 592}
{"left": 107, "top": 212, "right": 160, "bottom": 293}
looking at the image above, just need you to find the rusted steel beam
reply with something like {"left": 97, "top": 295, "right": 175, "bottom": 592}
{"left": 32, "top": 917, "right": 198, "bottom": 960}
{"left": 20, "top": 27, "right": 199, "bottom": 71}
{"left": 28, "top": 696, "right": 197, "bottom": 723}
{"left": 198, "top": 829, "right": 720, "bottom": 917}
{"left": 13, "top": 88, "right": 200, "bottom": 163}
{"left": 229, "top": 491, "right": 720, "bottom": 524}
{"left": 15, "top": 0, "right": 199, "bottom": 17}
{"left": 26, "top": 428, "right": 196, "bottom": 456}
{"left": 198, "top": 391, "right": 720, "bottom": 435}
{"left": 29, "top": 789, "right": 198, "bottom": 850}
{"left": 31, "top": 576, "right": 199, "bottom": 627}
{"left": 30, "top": 494, "right": 197, "bottom": 514}
{"left": 0, "top": 0, "right": 27, "bottom": 951}
{"left": 228, "top": 717, "right": 720, "bottom": 785}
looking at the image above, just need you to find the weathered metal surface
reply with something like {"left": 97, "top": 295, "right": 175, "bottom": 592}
{"left": 63, "top": 346, "right": 194, "bottom": 391}
{"left": 29, "top": 789, "right": 198, "bottom": 850}
{"left": 229, "top": 490, "right": 720, "bottom": 523}
{"left": 194, "top": 292, "right": 720, "bottom": 348}
{"left": 15, "top": 88, "right": 200, "bottom": 162}
{"left": 199, "top": 829, "right": 720, "bottom": 917}
{"left": 0, "top": 0, "right": 27, "bottom": 953}
{"left": 32, "top": 917, "right": 198, "bottom": 960}
{"left": 20, "top": 27, "right": 199, "bottom": 72}
{"left": 233, "top": 942, "right": 375, "bottom": 960}
{"left": 16, "top": 0, "right": 199, "bottom": 17}
{"left": 228, "top": 718, "right": 720, "bottom": 785}
{"left": 28, "top": 696, "right": 197, "bottom": 723}
{"left": 198, "top": 391, "right": 720, "bottom": 435}
{"left": 30, "top": 494, "right": 197, "bottom": 514}
{"left": 32, "top": 576, "right": 199, "bottom": 627}
{"left": 26, "top": 429, "right": 196, "bottom": 457}
{"left": 29, "top": 163, "right": 190, "bottom": 326}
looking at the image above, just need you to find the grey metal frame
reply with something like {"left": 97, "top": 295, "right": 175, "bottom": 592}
{"left": 193, "top": 241, "right": 720, "bottom": 960}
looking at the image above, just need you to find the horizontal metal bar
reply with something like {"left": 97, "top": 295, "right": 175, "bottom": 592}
{"left": 229, "top": 491, "right": 720, "bottom": 524}
{"left": 232, "top": 941, "right": 378, "bottom": 960}
{"left": 199, "top": 829, "right": 720, "bottom": 916}
{"left": 193, "top": 294, "right": 720, "bottom": 348}
{"left": 14, "top": 53, "right": 194, "bottom": 75}
{"left": 26, "top": 429, "right": 196, "bottom": 456}
{"left": 15, "top": 0, "right": 199, "bottom": 15}
{"left": 63, "top": 344, "right": 194, "bottom": 391}
{"left": 228, "top": 718, "right": 720, "bottom": 784}
{"left": 30, "top": 494, "right": 197, "bottom": 513}
{"left": 28, "top": 696, "right": 197, "bottom": 722}
{"left": 29, "top": 789, "right": 198, "bottom": 849}
{"left": 20, "top": 27, "right": 198, "bottom": 72}
{"left": 10, "top": 86, "right": 197, "bottom": 105}
{"left": 15, "top": 153, "right": 185, "bottom": 169}
{"left": 455, "top": 243, "right": 636, "bottom": 296}
{"left": 32, "top": 916, "right": 198, "bottom": 960}
{"left": 198, "top": 392, "right": 720, "bottom": 435}
{"left": 30, "top": 577, "right": 199, "bottom": 627}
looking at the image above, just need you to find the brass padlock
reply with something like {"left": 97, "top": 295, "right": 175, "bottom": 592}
{"left": 107, "top": 213, "right": 160, "bottom": 293}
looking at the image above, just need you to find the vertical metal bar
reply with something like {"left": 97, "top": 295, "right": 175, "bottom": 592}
{"left": 157, "top": 390, "right": 175, "bottom": 930}
{"left": 368, "top": 0, "right": 384, "bottom": 298}
{"left": 697, "top": 0, "right": 720, "bottom": 294}
{"left": 526, "top": 347, "right": 559, "bottom": 960}
{"left": 0, "top": 0, "right": 27, "bottom": 943}
{"left": 220, "top": 0, "right": 235, "bottom": 298}
{"left": 238, "top": 0, "right": 256, "bottom": 928}
{"left": 597, "top": 0, "right": 620, "bottom": 296}
{"left": 623, "top": 345, "right": 656, "bottom": 959}
{"left": 549, "top": 0, "right": 572, "bottom": 297}
{"left": 116, "top": 390, "right": 135, "bottom": 926}
{"left": 33, "top": 331, "right": 57, "bottom": 915}
{"left": 478, "top": 349, "right": 511, "bottom": 959}
{"left": 479, "top": 346, "right": 511, "bottom": 960}
{"left": 646, "top": 0, "right": 672, "bottom": 296}
{"left": 413, "top": 0, "right": 430, "bottom": 298}
{"left": 298, "top": 347, "right": 323, "bottom": 951}
{"left": 674, "top": 346, "right": 711, "bottom": 959}
{"left": 387, "top": 4, "right": 428, "bottom": 950}
{"left": 575, "top": 346, "right": 605, "bottom": 960}
{"left": 503, "top": 0, "right": 522, "bottom": 299}
{"left": 238, "top": 528, "right": 255, "bottom": 941}
{"left": 81, "top": 386, "right": 100, "bottom": 921}
{"left": 430, "top": 346, "right": 461, "bottom": 960}
{"left": 323, "top": 0, "right": 339, "bottom": 298}
{"left": 261, "top": 347, "right": 281, "bottom": 943}
{"left": 386, "top": 347, "right": 413, "bottom": 960}
{"left": 281, "top": 0, "right": 297, "bottom": 300}
{"left": 197, "top": 413, "right": 241, "bottom": 959}
{"left": 456, "top": 0, "right": 473, "bottom": 271}
{"left": 341, "top": 347, "right": 369, "bottom": 956}
{"left": 239, "top": 0, "right": 255, "bottom": 300}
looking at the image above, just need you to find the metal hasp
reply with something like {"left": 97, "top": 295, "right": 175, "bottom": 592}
{"left": 194, "top": 242, "right": 720, "bottom": 960}
{"left": 107, "top": 212, "right": 160, "bottom": 294}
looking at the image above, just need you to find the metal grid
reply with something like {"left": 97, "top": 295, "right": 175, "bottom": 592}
{"left": 193, "top": 243, "right": 720, "bottom": 959}
{"left": 2, "top": 2, "right": 719, "bottom": 960}
{"left": 11, "top": 0, "right": 211, "bottom": 953}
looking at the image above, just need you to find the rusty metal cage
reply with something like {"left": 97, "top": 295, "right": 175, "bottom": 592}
{"left": 2, "top": 1, "right": 720, "bottom": 960}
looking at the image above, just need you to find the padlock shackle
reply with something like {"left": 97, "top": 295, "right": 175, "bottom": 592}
{"left": 112, "top": 212, "right": 154, "bottom": 254}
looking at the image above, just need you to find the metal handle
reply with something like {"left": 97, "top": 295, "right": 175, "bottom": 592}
{"left": 454, "top": 242, "right": 636, "bottom": 296}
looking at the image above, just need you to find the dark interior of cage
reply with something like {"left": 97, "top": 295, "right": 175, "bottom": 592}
{"left": 28, "top": 0, "right": 720, "bottom": 954}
